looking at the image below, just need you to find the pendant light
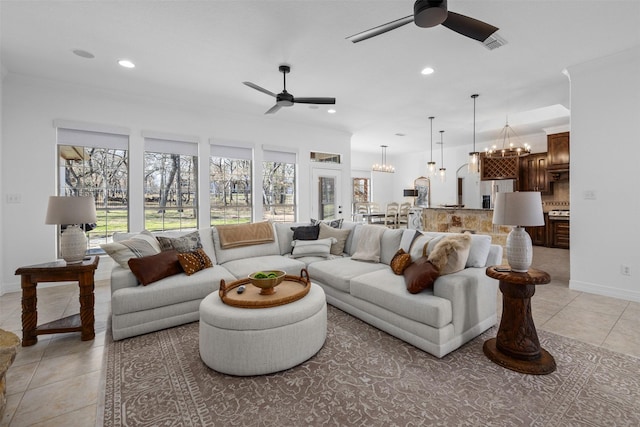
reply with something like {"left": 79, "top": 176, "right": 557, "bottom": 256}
{"left": 438, "top": 130, "right": 446, "bottom": 183}
{"left": 427, "top": 116, "right": 436, "bottom": 177}
{"left": 372, "top": 144, "right": 395, "bottom": 173}
{"left": 468, "top": 94, "right": 480, "bottom": 174}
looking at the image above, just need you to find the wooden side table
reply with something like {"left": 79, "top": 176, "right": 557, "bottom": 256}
{"left": 15, "top": 256, "right": 99, "bottom": 347}
{"left": 483, "top": 266, "right": 556, "bottom": 375}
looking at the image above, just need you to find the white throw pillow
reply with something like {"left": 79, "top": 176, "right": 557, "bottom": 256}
{"left": 101, "top": 230, "right": 161, "bottom": 268}
{"left": 466, "top": 234, "right": 492, "bottom": 267}
{"left": 291, "top": 237, "right": 336, "bottom": 258}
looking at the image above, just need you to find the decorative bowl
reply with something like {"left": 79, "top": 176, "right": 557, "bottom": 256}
{"left": 248, "top": 270, "right": 286, "bottom": 295}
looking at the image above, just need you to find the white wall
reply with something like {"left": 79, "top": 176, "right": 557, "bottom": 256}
{"left": 567, "top": 46, "right": 640, "bottom": 302}
{"left": 1, "top": 74, "right": 351, "bottom": 294}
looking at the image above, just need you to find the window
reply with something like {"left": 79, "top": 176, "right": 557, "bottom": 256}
{"left": 144, "top": 137, "right": 198, "bottom": 231}
{"left": 262, "top": 149, "right": 296, "bottom": 222}
{"left": 56, "top": 126, "right": 129, "bottom": 253}
{"left": 210, "top": 144, "right": 252, "bottom": 225}
{"left": 352, "top": 177, "right": 370, "bottom": 203}
{"left": 310, "top": 151, "right": 341, "bottom": 164}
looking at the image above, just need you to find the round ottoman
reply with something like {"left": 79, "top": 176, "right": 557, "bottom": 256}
{"left": 199, "top": 283, "right": 327, "bottom": 376}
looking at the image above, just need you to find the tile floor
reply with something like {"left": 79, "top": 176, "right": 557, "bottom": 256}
{"left": 1, "top": 248, "right": 639, "bottom": 426}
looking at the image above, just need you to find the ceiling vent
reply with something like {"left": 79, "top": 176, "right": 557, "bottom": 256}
{"left": 482, "top": 32, "right": 508, "bottom": 50}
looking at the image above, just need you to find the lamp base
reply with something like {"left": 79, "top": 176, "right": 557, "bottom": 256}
{"left": 506, "top": 226, "right": 533, "bottom": 273}
{"left": 60, "top": 225, "right": 88, "bottom": 264}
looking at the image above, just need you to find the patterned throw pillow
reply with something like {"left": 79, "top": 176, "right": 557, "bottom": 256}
{"left": 101, "top": 230, "right": 161, "bottom": 268}
{"left": 157, "top": 231, "right": 202, "bottom": 253}
{"left": 390, "top": 248, "right": 412, "bottom": 275}
{"left": 177, "top": 248, "right": 213, "bottom": 276}
{"left": 311, "top": 218, "right": 344, "bottom": 229}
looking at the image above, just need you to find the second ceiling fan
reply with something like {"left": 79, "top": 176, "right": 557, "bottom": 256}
{"left": 347, "top": 0, "right": 499, "bottom": 44}
{"left": 243, "top": 65, "right": 336, "bottom": 115}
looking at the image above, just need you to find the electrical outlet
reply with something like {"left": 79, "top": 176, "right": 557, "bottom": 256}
{"left": 583, "top": 190, "right": 597, "bottom": 200}
{"left": 621, "top": 265, "right": 631, "bottom": 276}
{"left": 6, "top": 193, "right": 22, "bottom": 204}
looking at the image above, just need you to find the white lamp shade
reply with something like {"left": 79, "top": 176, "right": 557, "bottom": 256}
{"left": 45, "top": 196, "right": 97, "bottom": 225}
{"left": 492, "top": 192, "right": 544, "bottom": 227}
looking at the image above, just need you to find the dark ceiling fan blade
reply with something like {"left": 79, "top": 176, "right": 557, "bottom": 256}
{"left": 264, "top": 104, "right": 282, "bottom": 114}
{"left": 441, "top": 11, "right": 498, "bottom": 42}
{"left": 293, "top": 97, "right": 336, "bottom": 105}
{"left": 346, "top": 15, "right": 414, "bottom": 43}
{"left": 243, "top": 81, "right": 277, "bottom": 98}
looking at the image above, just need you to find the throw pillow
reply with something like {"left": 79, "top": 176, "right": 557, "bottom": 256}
{"left": 101, "top": 230, "right": 161, "bottom": 268}
{"left": 390, "top": 248, "right": 412, "bottom": 275}
{"left": 157, "top": 231, "right": 202, "bottom": 253}
{"left": 177, "top": 248, "right": 213, "bottom": 276}
{"left": 404, "top": 257, "right": 440, "bottom": 294}
{"left": 128, "top": 250, "right": 183, "bottom": 286}
{"left": 427, "top": 234, "right": 472, "bottom": 275}
{"left": 290, "top": 224, "right": 320, "bottom": 241}
{"left": 291, "top": 237, "right": 336, "bottom": 258}
{"left": 318, "top": 222, "right": 351, "bottom": 255}
{"left": 311, "top": 218, "right": 344, "bottom": 229}
{"left": 408, "top": 234, "right": 443, "bottom": 262}
{"left": 351, "top": 225, "right": 386, "bottom": 263}
{"left": 466, "top": 234, "right": 492, "bottom": 267}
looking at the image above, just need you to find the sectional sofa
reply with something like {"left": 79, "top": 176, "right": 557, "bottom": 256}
{"left": 106, "top": 221, "right": 502, "bottom": 358}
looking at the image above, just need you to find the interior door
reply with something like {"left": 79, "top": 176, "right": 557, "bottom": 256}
{"left": 311, "top": 168, "right": 342, "bottom": 220}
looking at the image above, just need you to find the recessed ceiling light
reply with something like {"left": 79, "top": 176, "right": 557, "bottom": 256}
{"left": 118, "top": 59, "right": 135, "bottom": 69}
{"left": 327, "top": 109, "right": 336, "bottom": 114}
{"left": 395, "top": 133, "right": 406, "bottom": 137}
{"left": 308, "top": 105, "right": 319, "bottom": 110}
{"left": 421, "top": 67, "right": 435, "bottom": 75}
{"left": 73, "top": 49, "right": 95, "bottom": 59}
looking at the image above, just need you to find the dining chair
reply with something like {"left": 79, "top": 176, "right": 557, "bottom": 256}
{"left": 384, "top": 202, "right": 399, "bottom": 228}
{"left": 397, "top": 202, "right": 411, "bottom": 228}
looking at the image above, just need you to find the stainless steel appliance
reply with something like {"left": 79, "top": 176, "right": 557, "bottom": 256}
{"left": 548, "top": 210, "right": 570, "bottom": 220}
{"left": 548, "top": 210, "right": 570, "bottom": 249}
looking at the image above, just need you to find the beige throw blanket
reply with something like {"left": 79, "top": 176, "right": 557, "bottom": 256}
{"left": 217, "top": 221, "right": 275, "bottom": 249}
{"left": 351, "top": 225, "right": 386, "bottom": 263}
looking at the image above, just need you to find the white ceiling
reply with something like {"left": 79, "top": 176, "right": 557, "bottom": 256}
{"left": 2, "top": 1, "right": 639, "bottom": 154}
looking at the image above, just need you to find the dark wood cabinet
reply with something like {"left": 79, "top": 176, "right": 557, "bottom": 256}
{"left": 519, "top": 153, "right": 551, "bottom": 195}
{"left": 550, "top": 220, "right": 570, "bottom": 249}
{"left": 526, "top": 213, "right": 548, "bottom": 247}
{"left": 547, "top": 132, "right": 570, "bottom": 171}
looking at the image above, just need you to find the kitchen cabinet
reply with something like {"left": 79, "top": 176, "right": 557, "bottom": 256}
{"left": 526, "top": 213, "right": 548, "bottom": 247}
{"left": 547, "top": 132, "right": 570, "bottom": 172}
{"left": 519, "top": 152, "right": 551, "bottom": 195}
{"left": 550, "top": 220, "right": 570, "bottom": 249}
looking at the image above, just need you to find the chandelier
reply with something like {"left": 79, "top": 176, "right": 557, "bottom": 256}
{"left": 485, "top": 118, "right": 531, "bottom": 158}
{"left": 372, "top": 144, "right": 395, "bottom": 173}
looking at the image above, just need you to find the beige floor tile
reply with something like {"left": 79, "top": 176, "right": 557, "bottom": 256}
{"left": 602, "top": 329, "right": 640, "bottom": 359}
{"left": 567, "top": 292, "right": 629, "bottom": 316}
{"left": 533, "top": 284, "right": 580, "bottom": 306}
{"left": 11, "top": 340, "right": 49, "bottom": 369}
{"left": 9, "top": 370, "right": 101, "bottom": 427}
{"left": 540, "top": 306, "right": 619, "bottom": 346}
{"left": 0, "top": 392, "right": 23, "bottom": 427}
{"left": 29, "top": 404, "right": 97, "bottom": 427}
{"left": 5, "top": 362, "right": 38, "bottom": 395}
{"left": 621, "top": 302, "right": 640, "bottom": 321}
{"left": 43, "top": 332, "right": 105, "bottom": 359}
{"left": 29, "top": 346, "right": 104, "bottom": 389}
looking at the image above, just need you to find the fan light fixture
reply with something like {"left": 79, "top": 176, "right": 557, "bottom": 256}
{"left": 485, "top": 118, "right": 531, "bottom": 158}
{"left": 372, "top": 145, "right": 395, "bottom": 173}
{"left": 438, "top": 130, "right": 446, "bottom": 183}
{"left": 468, "top": 94, "right": 480, "bottom": 174}
{"left": 427, "top": 116, "right": 436, "bottom": 177}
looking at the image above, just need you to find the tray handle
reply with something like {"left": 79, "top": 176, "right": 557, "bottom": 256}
{"left": 219, "top": 279, "right": 227, "bottom": 298}
{"left": 300, "top": 268, "right": 310, "bottom": 284}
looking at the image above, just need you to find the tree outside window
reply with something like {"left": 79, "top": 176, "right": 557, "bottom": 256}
{"left": 144, "top": 152, "right": 198, "bottom": 231}
{"left": 262, "top": 161, "right": 296, "bottom": 222}
{"left": 210, "top": 157, "right": 252, "bottom": 225}
{"left": 58, "top": 145, "right": 128, "bottom": 251}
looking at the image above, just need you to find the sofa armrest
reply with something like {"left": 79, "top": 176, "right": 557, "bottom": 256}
{"left": 110, "top": 265, "right": 139, "bottom": 294}
{"left": 433, "top": 268, "right": 498, "bottom": 335}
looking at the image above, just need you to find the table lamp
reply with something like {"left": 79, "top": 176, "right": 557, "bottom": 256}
{"left": 492, "top": 191, "right": 544, "bottom": 272}
{"left": 45, "top": 196, "right": 97, "bottom": 263}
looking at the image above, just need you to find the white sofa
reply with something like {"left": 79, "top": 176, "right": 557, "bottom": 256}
{"left": 108, "top": 221, "right": 502, "bottom": 358}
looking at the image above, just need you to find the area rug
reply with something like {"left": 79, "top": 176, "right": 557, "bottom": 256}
{"left": 102, "top": 306, "right": 640, "bottom": 426}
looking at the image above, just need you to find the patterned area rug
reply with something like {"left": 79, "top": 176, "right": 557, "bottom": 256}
{"left": 102, "top": 306, "right": 640, "bottom": 426}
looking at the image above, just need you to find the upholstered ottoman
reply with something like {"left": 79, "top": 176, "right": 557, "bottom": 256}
{"left": 199, "top": 283, "right": 327, "bottom": 376}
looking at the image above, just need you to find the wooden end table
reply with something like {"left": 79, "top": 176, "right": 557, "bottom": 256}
{"left": 483, "top": 266, "right": 556, "bottom": 375}
{"left": 15, "top": 256, "right": 99, "bottom": 347}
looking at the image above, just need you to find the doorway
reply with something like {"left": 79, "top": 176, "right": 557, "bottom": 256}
{"left": 311, "top": 168, "right": 342, "bottom": 220}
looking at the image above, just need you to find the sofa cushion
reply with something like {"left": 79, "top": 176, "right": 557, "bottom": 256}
{"left": 408, "top": 233, "right": 444, "bottom": 262}
{"left": 291, "top": 238, "right": 335, "bottom": 258}
{"left": 350, "top": 269, "right": 453, "bottom": 329}
{"left": 343, "top": 222, "right": 361, "bottom": 255}
{"left": 274, "top": 222, "right": 309, "bottom": 255}
{"left": 221, "top": 255, "right": 306, "bottom": 279}
{"left": 466, "top": 234, "right": 492, "bottom": 267}
{"left": 111, "top": 265, "right": 236, "bottom": 315}
{"left": 177, "top": 248, "right": 213, "bottom": 275}
{"left": 318, "top": 222, "right": 351, "bottom": 255}
{"left": 404, "top": 257, "right": 440, "bottom": 294}
{"left": 101, "top": 230, "right": 161, "bottom": 268}
{"left": 127, "top": 250, "right": 183, "bottom": 285}
{"left": 351, "top": 225, "right": 387, "bottom": 262}
{"left": 380, "top": 228, "right": 404, "bottom": 265}
{"left": 428, "top": 234, "right": 472, "bottom": 275}
{"left": 307, "top": 257, "right": 387, "bottom": 293}
{"left": 157, "top": 230, "right": 202, "bottom": 253}
{"left": 212, "top": 224, "right": 280, "bottom": 264}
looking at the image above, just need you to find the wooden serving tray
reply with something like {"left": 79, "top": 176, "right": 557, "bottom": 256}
{"left": 219, "top": 268, "right": 311, "bottom": 308}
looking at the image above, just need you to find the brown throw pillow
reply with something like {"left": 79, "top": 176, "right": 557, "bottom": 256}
{"left": 403, "top": 257, "right": 440, "bottom": 294}
{"left": 177, "top": 248, "right": 213, "bottom": 275}
{"left": 128, "top": 250, "right": 183, "bottom": 286}
{"left": 390, "top": 248, "right": 412, "bottom": 275}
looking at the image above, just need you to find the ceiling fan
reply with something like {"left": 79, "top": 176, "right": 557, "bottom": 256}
{"left": 346, "top": 0, "right": 498, "bottom": 44}
{"left": 243, "top": 65, "right": 336, "bottom": 114}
